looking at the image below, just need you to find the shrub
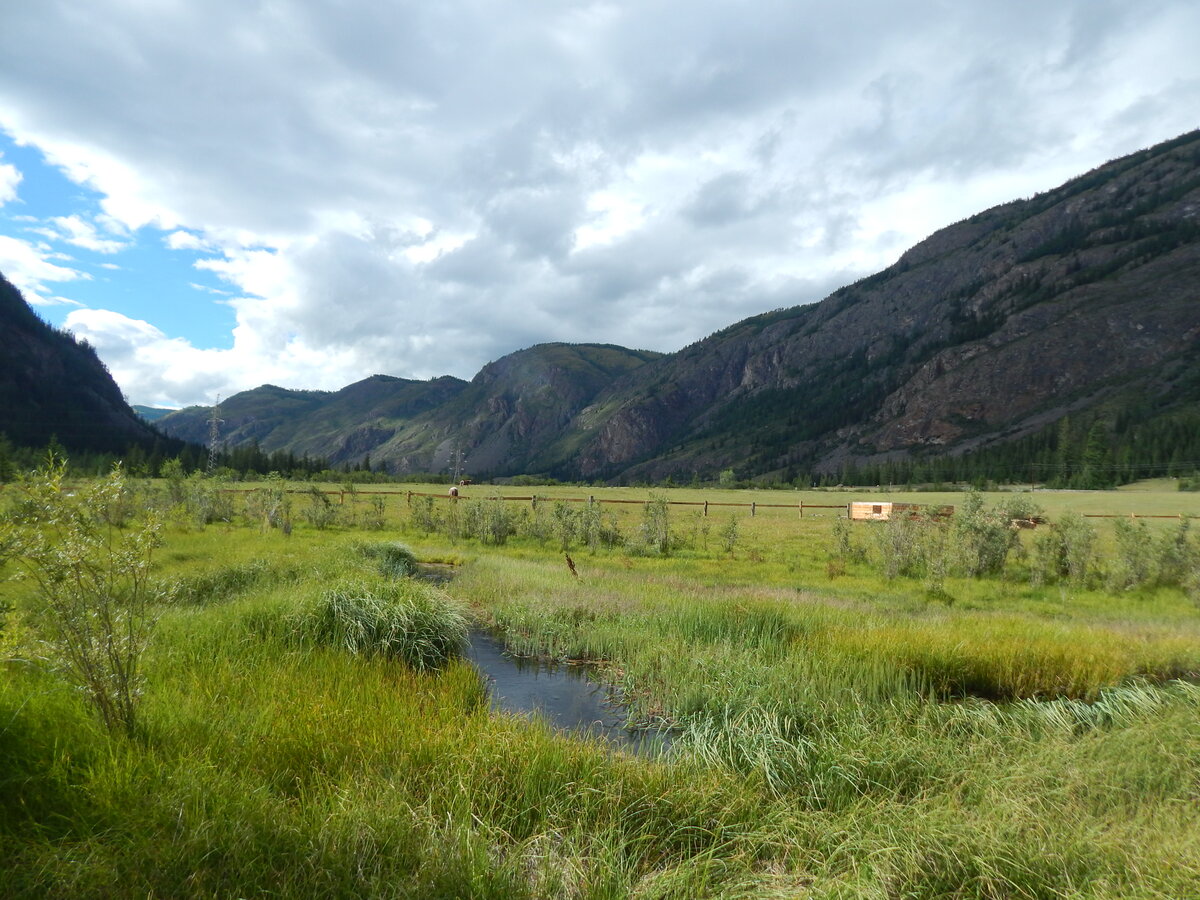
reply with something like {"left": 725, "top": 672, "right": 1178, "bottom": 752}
{"left": 1031, "top": 511, "right": 1096, "bottom": 586}
{"left": 410, "top": 495, "right": 439, "bottom": 533}
{"left": 720, "top": 514, "right": 739, "bottom": 555}
{"left": 1107, "top": 518, "right": 1157, "bottom": 591}
{"left": 951, "top": 491, "right": 1022, "bottom": 578}
{"left": 363, "top": 495, "right": 387, "bottom": 531}
{"left": 635, "top": 494, "right": 673, "bottom": 556}
{"left": 301, "top": 486, "right": 339, "bottom": 530}
{"left": 186, "top": 472, "right": 235, "bottom": 526}
{"left": 462, "top": 497, "right": 516, "bottom": 546}
{"left": 552, "top": 500, "right": 577, "bottom": 551}
{"left": 2, "top": 458, "right": 164, "bottom": 737}
{"left": 1155, "top": 518, "right": 1193, "bottom": 587}
{"left": 289, "top": 580, "right": 467, "bottom": 670}
{"left": 874, "top": 511, "right": 927, "bottom": 579}
{"left": 831, "top": 517, "right": 866, "bottom": 564}
{"left": 244, "top": 472, "right": 291, "bottom": 532}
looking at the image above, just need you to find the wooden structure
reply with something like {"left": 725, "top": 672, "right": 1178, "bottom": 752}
{"left": 849, "top": 501, "right": 954, "bottom": 521}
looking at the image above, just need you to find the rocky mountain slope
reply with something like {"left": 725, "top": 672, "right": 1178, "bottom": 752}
{"left": 559, "top": 129, "right": 1200, "bottom": 480}
{"left": 159, "top": 344, "right": 661, "bottom": 471}
{"left": 157, "top": 130, "right": 1200, "bottom": 481}
{"left": 0, "top": 273, "right": 162, "bottom": 454}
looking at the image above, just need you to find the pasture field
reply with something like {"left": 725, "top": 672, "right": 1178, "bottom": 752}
{"left": 2, "top": 476, "right": 1199, "bottom": 898}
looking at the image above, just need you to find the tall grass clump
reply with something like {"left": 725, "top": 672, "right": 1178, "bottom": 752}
{"left": 353, "top": 540, "right": 418, "bottom": 577}
{"left": 286, "top": 580, "right": 467, "bottom": 670}
{"left": 166, "top": 558, "right": 298, "bottom": 605}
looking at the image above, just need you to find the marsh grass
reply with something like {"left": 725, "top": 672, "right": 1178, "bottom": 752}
{"left": 352, "top": 538, "right": 419, "bottom": 577}
{"left": 279, "top": 579, "right": 468, "bottom": 670}
{"left": 3, "top": 482, "right": 1200, "bottom": 897}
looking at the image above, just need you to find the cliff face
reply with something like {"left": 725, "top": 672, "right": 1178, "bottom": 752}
{"left": 156, "top": 130, "right": 1200, "bottom": 481}
{"left": 0, "top": 273, "right": 159, "bottom": 454}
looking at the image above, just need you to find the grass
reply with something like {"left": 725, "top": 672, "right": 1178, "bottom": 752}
{"left": 1, "top": 480, "right": 1199, "bottom": 896}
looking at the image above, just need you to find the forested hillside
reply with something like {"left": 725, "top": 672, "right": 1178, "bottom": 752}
{"left": 0, "top": 273, "right": 168, "bottom": 458}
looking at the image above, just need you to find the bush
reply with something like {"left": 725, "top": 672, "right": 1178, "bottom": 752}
{"left": 410, "top": 495, "right": 439, "bottom": 533}
{"left": 951, "top": 492, "right": 1023, "bottom": 578}
{"left": 2, "top": 459, "right": 164, "bottom": 737}
{"left": 874, "top": 512, "right": 928, "bottom": 580}
{"left": 289, "top": 580, "right": 467, "bottom": 670}
{"left": 830, "top": 517, "right": 866, "bottom": 564}
{"left": 1031, "top": 511, "right": 1096, "bottom": 586}
{"left": 635, "top": 494, "right": 673, "bottom": 556}
{"left": 1107, "top": 518, "right": 1157, "bottom": 591}
{"left": 462, "top": 497, "right": 516, "bottom": 546}
{"left": 720, "top": 514, "right": 739, "bottom": 555}
{"left": 244, "top": 472, "right": 291, "bottom": 533}
{"left": 301, "top": 486, "right": 339, "bottom": 530}
{"left": 1155, "top": 518, "right": 1194, "bottom": 587}
{"left": 363, "top": 495, "right": 387, "bottom": 531}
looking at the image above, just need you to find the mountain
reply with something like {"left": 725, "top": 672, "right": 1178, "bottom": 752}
{"left": 156, "top": 130, "right": 1200, "bottom": 482}
{"left": 561, "top": 130, "right": 1200, "bottom": 481}
{"left": 159, "top": 344, "right": 661, "bottom": 471}
{"left": 133, "top": 405, "right": 176, "bottom": 422}
{"left": 0, "top": 273, "right": 162, "bottom": 455}
{"left": 157, "top": 375, "right": 467, "bottom": 466}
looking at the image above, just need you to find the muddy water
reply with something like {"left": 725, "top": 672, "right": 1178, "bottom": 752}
{"left": 465, "top": 630, "right": 670, "bottom": 755}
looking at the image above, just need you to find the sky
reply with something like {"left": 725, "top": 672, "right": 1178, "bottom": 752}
{"left": 0, "top": 1, "right": 1197, "bottom": 409}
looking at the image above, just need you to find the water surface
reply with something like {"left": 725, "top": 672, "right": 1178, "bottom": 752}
{"left": 465, "top": 630, "right": 669, "bottom": 755}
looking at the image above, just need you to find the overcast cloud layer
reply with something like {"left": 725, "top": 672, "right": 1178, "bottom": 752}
{"left": 0, "top": 0, "right": 1198, "bottom": 407}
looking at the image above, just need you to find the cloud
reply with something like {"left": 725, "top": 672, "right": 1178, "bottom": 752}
{"left": 47, "top": 215, "right": 127, "bottom": 253}
{"left": 165, "top": 230, "right": 213, "bottom": 251}
{"left": 0, "top": 156, "right": 19, "bottom": 205}
{"left": 0, "top": 0, "right": 1197, "bottom": 406}
{"left": 0, "top": 234, "right": 89, "bottom": 302}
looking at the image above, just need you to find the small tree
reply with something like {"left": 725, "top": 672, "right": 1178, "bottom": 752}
{"left": 3, "top": 457, "right": 163, "bottom": 737}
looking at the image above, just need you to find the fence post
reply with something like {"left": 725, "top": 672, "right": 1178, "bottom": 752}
{"left": 703, "top": 500, "right": 708, "bottom": 517}
{"left": 799, "top": 500, "right": 803, "bottom": 519}
{"left": 340, "top": 491, "right": 345, "bottom": 505}
{"left": 589, "top": 495, "right": 594, "bottom": 507}
{"left": 406, "top": 490, "right": 412, "bottom": 506}
{"left": 531, "top": 495, "right": 537, "bottom": 509}
{"left": 751, "top": 502, "right": 756, "bottom": 517}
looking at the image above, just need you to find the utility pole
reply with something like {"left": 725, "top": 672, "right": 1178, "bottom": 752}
{"left": 206, "top": 397, "right": 223, "bottom": 476}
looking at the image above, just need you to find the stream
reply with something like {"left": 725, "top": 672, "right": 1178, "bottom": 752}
{"left": 464, "top": 629, "right": 671, "bottom": 756}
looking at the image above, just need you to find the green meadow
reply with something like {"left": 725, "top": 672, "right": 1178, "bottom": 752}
{"left": 2, "top": 474, "right": 1199, "bottom": 898}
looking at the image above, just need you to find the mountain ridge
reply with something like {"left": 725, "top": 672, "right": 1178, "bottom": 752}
{"left": 59, "top": 130, "right": 1200, "bottom": 481}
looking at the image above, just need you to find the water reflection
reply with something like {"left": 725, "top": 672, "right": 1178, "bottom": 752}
{"left": 465, "top": 630, "right": 670, "bottom": 756}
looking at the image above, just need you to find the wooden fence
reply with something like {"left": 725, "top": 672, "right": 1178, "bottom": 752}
{"left": 210, "top": 487, "right": 1199, "bottom": 521}
{"left": 218, "top": 487, "right": 851, "bottom": 518}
